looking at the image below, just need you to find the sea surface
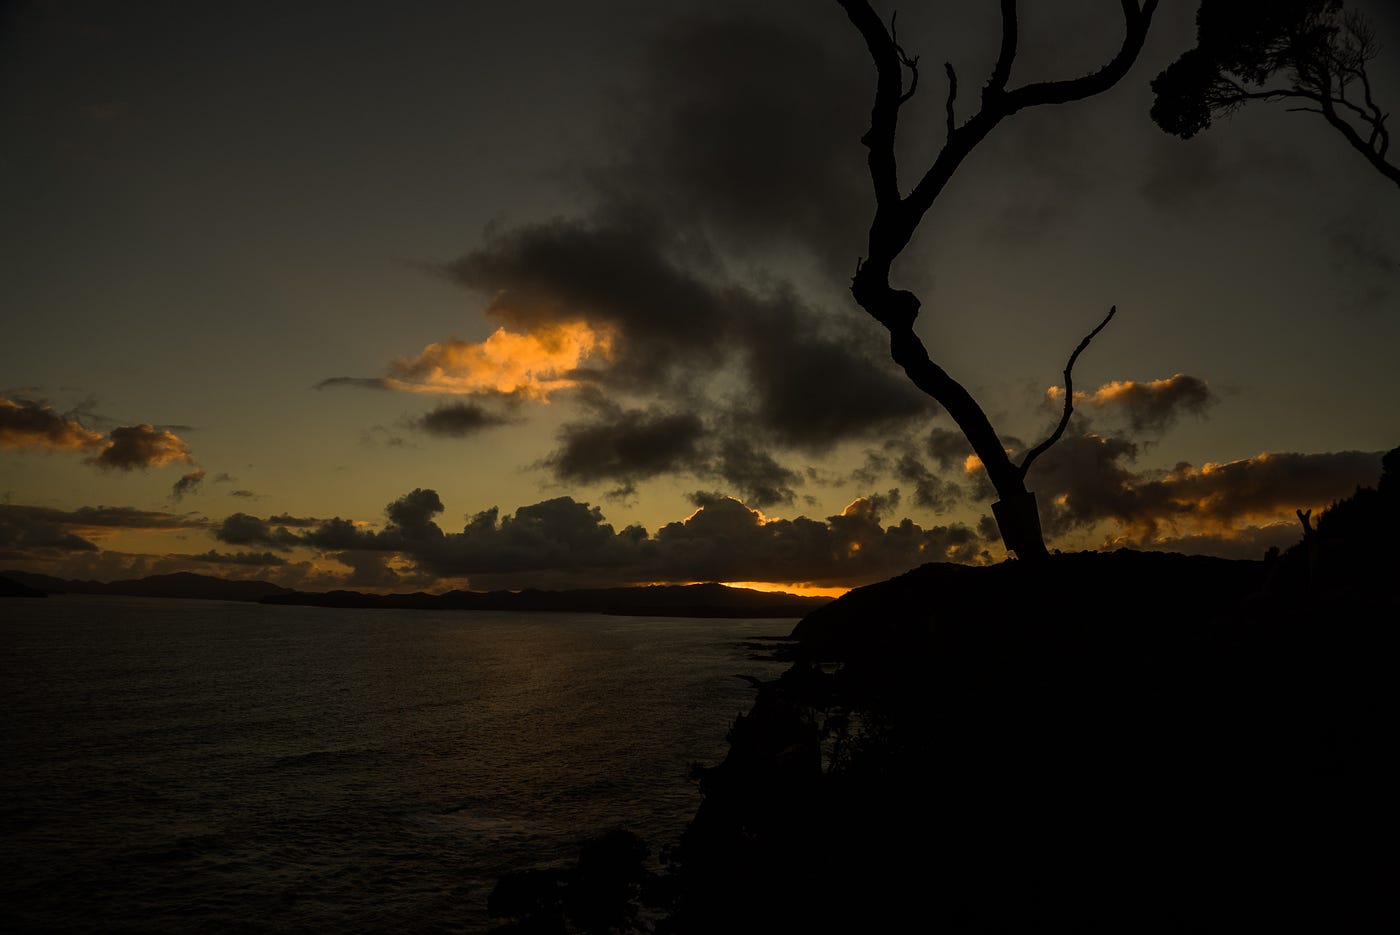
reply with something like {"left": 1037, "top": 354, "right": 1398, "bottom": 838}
{"left": 0, "top": 595, "right": 793, "bottom": 933}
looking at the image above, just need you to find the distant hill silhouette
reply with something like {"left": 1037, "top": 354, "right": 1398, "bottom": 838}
{"left": 263, "top": 582, "right": 829, "bottom": 618}
{"left": 0, "top": 570, "right": 293, "bottom": 602}
{"left": 0, "top": 570, "right": 829, "bottom": 618}
{"left": 0, "top": 574, "right": 46, "bottom": 597}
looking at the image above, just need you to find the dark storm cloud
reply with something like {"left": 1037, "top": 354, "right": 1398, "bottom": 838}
{"left": 89, "top": 423, "right": 194, "bottom": 471}
{"left": 444, "top": 214, "right": 929, "bottom": 456}
{"left": 443, "top": 215, "right": 729, "bottom": 379}
{"left": 171, "top": 469, "right": 205, "bottom": 501}
{"left": 0, "top": 506, "right": 99, "bottom": 552}
{"left": 544, "top": 401, "right": 704, "bottom": 484}
{"left": 1023, "top": 433, "right": 1145, "bottom": 536}
{"left": 711, "top": 438, "right": 800, "bottom": 508}
{"left": 284, "top": 487, "right": 987, "bottom": 590}
{"left": 925, "top": 428, "right": 974, "bottom": 472}
{"left": 740, "top": 293, "right": 933, "bottom": 449}
{"left": 384, "top": 488, "right": 445, "bottom": 539}
{"left": 648, "top": 493, "right": 983, "bottom": 587}
{"left": 214, "top": 513, "right": 304, "bottom": 551}
{"left": 848, "top": 430, "right": 973, "bottom": 512}
{"left": 400, "top": 6, "right": 934, "bottom": 491}
{"left": 0, "top": 503, "right": 206, "bottom": 557}
{"left": 893, "top": 450, "right": 963, "bottom": 513}
{"left": 333, "top": 550, "right": 402, "bottom": 588}
{"left": 615, "top": 10, "right": 872, "bottom": 273}
{"left": 0, "top": 397, "right": 104, "bottom": 450}
{"left": 413, "top": 402, "right": 514, "bottom": 438}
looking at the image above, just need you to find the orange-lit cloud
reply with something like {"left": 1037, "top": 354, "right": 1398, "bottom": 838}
{"left": 89, "top": 424, "right": 194, "bottom": 471}
{"left": 0, "top": 397, "right": 105, "bottom": 450}
{"left": 2, "top": 398, "right": 196, "bottom": 472}
{"left": 385, "top": 321, "right": 612, "bottom": 399}
{"left": 1046, "top": 373, "right": 1216, "bottom": 433}
{"left": 1025, "top": 438, "right": 1386, "bottom": 556}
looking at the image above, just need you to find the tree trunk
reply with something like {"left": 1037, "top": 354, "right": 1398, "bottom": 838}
{"left": 856, "top": 276, "right": 1050, "bottom": 563}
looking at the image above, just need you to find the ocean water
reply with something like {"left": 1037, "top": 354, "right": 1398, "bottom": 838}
{"left": 0, "top": 595, "right": 793, "bottom": 933}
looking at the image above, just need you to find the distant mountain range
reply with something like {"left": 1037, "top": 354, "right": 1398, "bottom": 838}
{"left": 0, "top": 570, "right": 831, "bottom": 618}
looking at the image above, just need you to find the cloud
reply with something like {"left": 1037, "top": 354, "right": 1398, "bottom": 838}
{"left": 183, "top": 549, "right": 288, "bottom": 567}
{"left": 545, "top": 407, "right": 705, "bottom": 486}
{"left": 315, "top": 376, "right": 394, "bottom": 391}
{"left": 647, "top": 493, "right": 983, "bottom": 588}
{"left": 0, "top": 504, "right": 206, "bottom": 557}
{"left": 267, "top": 513, "right": 320, "bottom": 527}
{"left": 214, "top": 513, "right": 304, "bottom": 551}
{"left": 323, "top": 10, "right": 931, "bottom": 494}
{"left": 1025, "top": 439, "right": 1387, "bottom": 553}
{"left": 413, "top": 401, "right": 516, "bottom": 438}
{"left": 88, "top": 424, "right": 194, "bottom": 471}
{"left": 436, "top": 215, "right": 930, "bottom": 476}
{"left": 1046, "top": 373, "right": 1217, "bottom": 434}
{"left": 613, "top": 10, "right": 872, "bottom": 274}
{"left": 1, "top": 397, "right": 197, "bottom": 472}
{"left": 275, "top": 487, "right": 986, "bottom": 590}
{"left": 925, "top": 428, "right": 975, "bottom": 472}
{"left": 710, "top": 438, "right": 801, "bottom": 508}
{"left": 171, "top": 469, "right": 205, "bottom": 501}
{"left": 332, "top": 550, "right": 403, "bottom": 588}
{"left": 230, "top": 489, "right": 256, "bottom": 499}
{"left": 893, "top": 450, "right": 963, "bottom": 513}
{"left": 384, "top": 487, "right": 445, "bottom": 538}
{"left": 0, "top": 397, "right": 105, "bottom": 450}
{"left": 0, "top": 508, "right": 99, "bottom": 553}
{"left": 386, "top": 322, "right": 613, "bottom": 398}
{"left": 540, "top": 403, "right": 804, "bottom": 507}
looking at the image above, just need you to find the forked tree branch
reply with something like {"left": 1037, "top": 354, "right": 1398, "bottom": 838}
{"left": 838, "top": 0, "right": 1159, "bottom": 273}
{"left": 837, "top": 1, "right": 1159, "bottom": 558}
{"left": 986, "top": 0, "right": 1019, "bottom": 101}
{"left": 1018, "top": 306, "right": 1118, "bottom": 478}
{"left": 841, "top": 0, "right": 907, "bottom": 207}
{"left": 892, "top": 12, "right": 921, "bottom": 105}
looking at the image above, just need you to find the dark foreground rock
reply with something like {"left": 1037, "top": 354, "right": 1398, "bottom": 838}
{"left": 489, "top": 448, "right": 1398, "bottom": 932}
{"left": 663, "top": 553, "right": 1396, "bottom": 933}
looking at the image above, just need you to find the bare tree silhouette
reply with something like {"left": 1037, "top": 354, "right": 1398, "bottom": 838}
{"left": 1153, "top": 0, "right": 1398, "bottom": 188}
{"left": 838, "top": 1, "right": 1160, "bottom": 561}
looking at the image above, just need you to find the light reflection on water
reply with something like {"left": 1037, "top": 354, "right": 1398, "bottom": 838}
{"left": 0, "top": 595, "right": 792, "bottom": 932}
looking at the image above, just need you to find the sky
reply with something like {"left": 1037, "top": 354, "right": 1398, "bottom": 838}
{"left": 2, "top": 0, "right": 1397, "bottom": 595}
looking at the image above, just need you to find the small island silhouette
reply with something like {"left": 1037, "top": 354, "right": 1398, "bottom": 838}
{"left": 487, "top": 446, "right": 1398, "bottom": 933}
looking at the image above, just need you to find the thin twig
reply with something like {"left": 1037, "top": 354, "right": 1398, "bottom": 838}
{"left": 944, "top": 62, "right": 958, "bottom": 136}
{"left": 1018, "top": 305, "right": 1117, "bottom": 478}
{"left": 892, "top": 11, "right": 921, "bottom": 105}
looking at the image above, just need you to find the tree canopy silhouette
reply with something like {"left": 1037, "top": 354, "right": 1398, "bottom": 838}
{"left": 1152, "top": 0, "right": 1398, "bottom": 188}
{"left": 838, "top": 0, "right": 1159, "bottom": 562}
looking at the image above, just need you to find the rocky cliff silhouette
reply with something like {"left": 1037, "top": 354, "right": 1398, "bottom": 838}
{"left": 489, "top": 446, "right": 1398, "bottom": 933}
